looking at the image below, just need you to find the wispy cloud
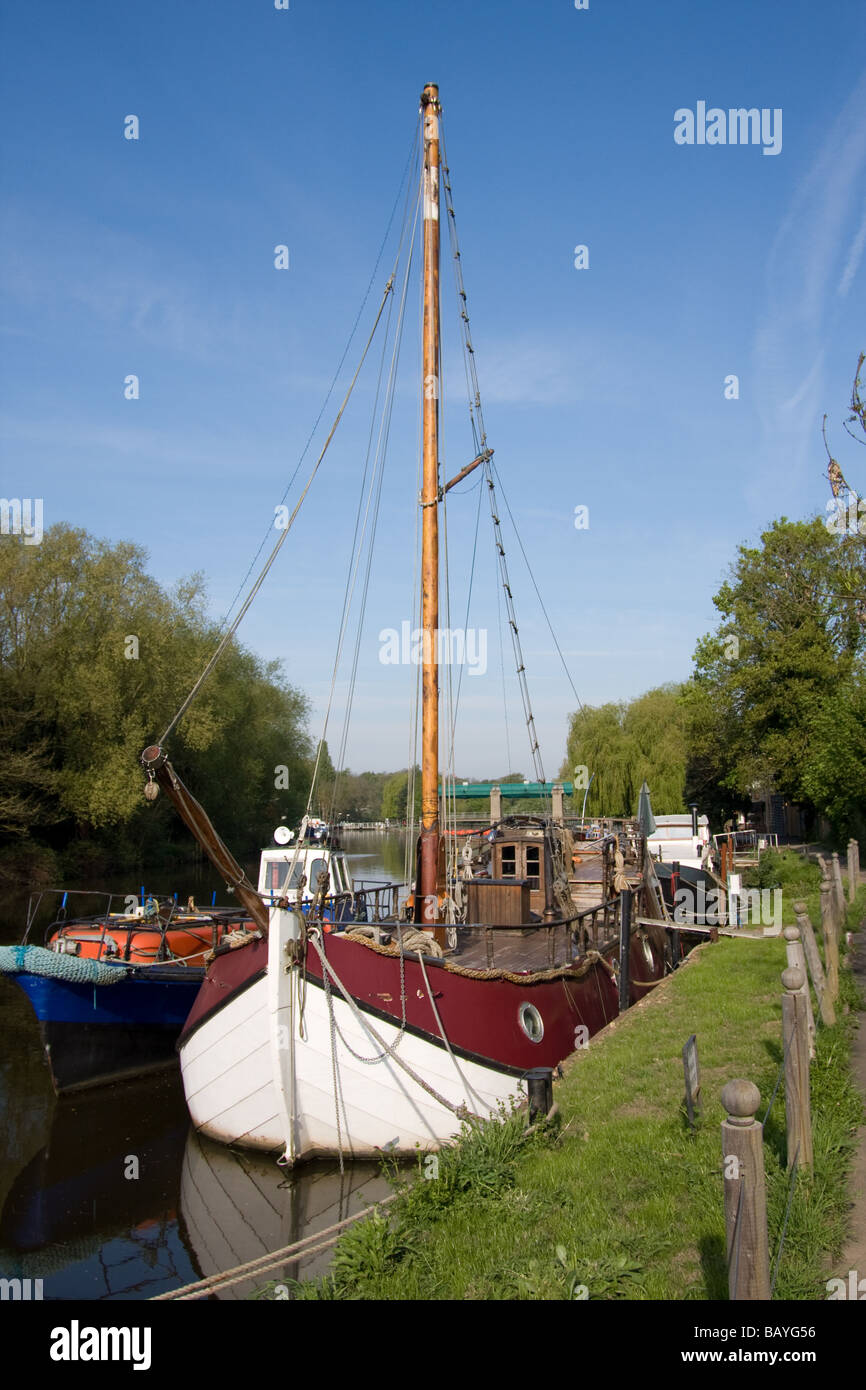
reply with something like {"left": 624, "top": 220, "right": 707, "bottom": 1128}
{"left": 468, "top": 337, "right": 579, "bottom": 406}
{"left": 838, "top": 198, "right": 866, "bottom": 298}
{"left": 754, "top": 70, "right": 866, "bottom": 474}
{"left": 458, "top": 326, "right": 654, "bottom": 409}
{"left": 0, "top": 202, "right": 285, "bottom": 368}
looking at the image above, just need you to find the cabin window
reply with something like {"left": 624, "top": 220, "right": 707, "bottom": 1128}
{"left": 524, "top": 845, "right": 541, "bottom": 890}
{"left": 309, "top": 858, "right": 328, "bottom": 892}
{"left": 500, "top": 845, "right": 517, "bottom": 878}
{"left": 271, "top": 862, "right": 305, "bottom": 894}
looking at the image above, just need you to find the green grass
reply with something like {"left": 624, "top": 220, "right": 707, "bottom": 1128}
{"left": 265, "top": 886, "right": 866, "bottom": 1301}
{"left": 743, "top": 847, "right": 856, "bottom": 927}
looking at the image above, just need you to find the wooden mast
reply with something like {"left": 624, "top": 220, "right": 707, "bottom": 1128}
{"left": 419, "top": 82, "right": 444, "bottom": 943}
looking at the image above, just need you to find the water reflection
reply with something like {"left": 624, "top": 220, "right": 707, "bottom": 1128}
{"left": 0, "top": 1069, "right": 195, "bottom": 1299}
{"left": 180, "top": 1135, "right": 391, "bottom": 1298}
{"left": 0, "top": 832, "right": 407, "bottom": 1299}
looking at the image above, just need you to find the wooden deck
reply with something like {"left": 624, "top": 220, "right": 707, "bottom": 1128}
{"left": 449, "top": 921, "right": 589, "bottom": 974}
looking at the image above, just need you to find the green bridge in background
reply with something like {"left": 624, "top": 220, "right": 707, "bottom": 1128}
{"left": 440, "top": 782, "right": 572, "bottom": 798}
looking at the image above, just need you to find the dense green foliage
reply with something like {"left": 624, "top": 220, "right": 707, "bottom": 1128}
{"left": 559, "top": 514, "right": 866, "bottom": 836}
{"left": 560, "top": 684, "right": 688, "bottom": 817}
{"left": 743, "top": 849, "right": 822, "bottom": 894}
{"left": 684, "top": 516, "right": 866, "bottom": 836}
{"left": 0, "top": 526, "right": 312, "bottom": 880}
{"left": 381, "top": 767, "right": 422, "bottom": 821}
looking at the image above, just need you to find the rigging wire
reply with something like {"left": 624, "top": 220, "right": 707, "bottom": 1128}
{"left": 218, "top": 126, "right": 421, "bottom": 636}
{"left": 490, "top": 458, "right": 585, "bottom": 715}
{"left": 309, "top": 172, "right": 423, "bottom": 822}
{"left": 441, "top": 417, "right": 457, "bottom": 891}
{"left": 323, "top": 186, "right": 421, "bottom": 823}
{"left": 496, "top": 565, "right": 513, "bottom": 775}
{"left": 313, "top": 278, "right": 395, "bottom": 816}
{"left": 439, "top": 116, "right": 551, "bottom": 794}
{"left": 155, "top": 128, "right": 420, "bottom": 748}
{"left": 157, "top": 273, "right": 397, "bottom": 748}
{"left": 447, "top": 443, "right": 484, "bottom": 758}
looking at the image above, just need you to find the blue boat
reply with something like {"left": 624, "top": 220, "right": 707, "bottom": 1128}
{"left": 0, "top": 890, "right": 252, "bottom": 1093}
{"left": 0, "top": 827, "right": 385, "bottom": 1093}
{"left": 4, "top": 952, "right": 206, "bottom": 1092}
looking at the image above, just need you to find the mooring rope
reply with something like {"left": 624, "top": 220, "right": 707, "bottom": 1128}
{"left": 150, "top": 1193, "right": 400, "bottom": 1300}
{"left": 308, "top": 931, "right": 482, "bottom": 1121}
{"left": 415, "top": 949, "right": 490, "bottom": 1114}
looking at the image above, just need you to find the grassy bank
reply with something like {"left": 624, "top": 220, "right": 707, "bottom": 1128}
{"left": 275, "top": 885, "right": 865, "bottom": 1301}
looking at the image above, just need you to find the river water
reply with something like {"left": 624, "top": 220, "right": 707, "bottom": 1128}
{"left": 0, "top": 831, "right": 409, "bottom": 1301}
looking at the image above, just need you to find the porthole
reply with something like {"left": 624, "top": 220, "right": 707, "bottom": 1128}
{"left": 518, "top": 1002, "right": 544, "bottom": 1043}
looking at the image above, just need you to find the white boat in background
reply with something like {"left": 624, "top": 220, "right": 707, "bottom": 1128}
{"left": 259, "top": 824, "right": 354, "bottom": 917}
{"left": 646, "top": 813, "right": 711, "bottom": 870}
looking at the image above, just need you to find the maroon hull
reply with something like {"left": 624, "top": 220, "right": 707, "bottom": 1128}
{"left": 180, "top": 926, "right": 666, "bottom": 1077}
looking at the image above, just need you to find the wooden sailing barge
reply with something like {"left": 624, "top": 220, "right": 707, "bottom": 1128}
{"left": 142, "top": 84, "right": 668, "bottom": 1163}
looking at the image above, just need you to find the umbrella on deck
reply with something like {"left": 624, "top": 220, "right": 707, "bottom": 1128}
{"left": 637, "top": 781, "right": 656, "bottom": 837}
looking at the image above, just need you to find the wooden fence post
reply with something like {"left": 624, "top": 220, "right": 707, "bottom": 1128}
{"left": 820, "top": 879, "right": 840, "bottom": 1008}
{"left": 781, "top": 966, "right": 813, "bottom": 1170}
{"left": 721, "top": 1079, "right": 771, "bottom": 1301}
{"left": 793, "top": 900, "right": 834, "bottom": 1028}
{"left": 852, "top": 839, "right": 861, "bottom": 887}
{"left": 784, "top": 924, "right": 815, "bottom": 1056}
{"left": 848, "top": 840, "right": 857, "bottom": 905}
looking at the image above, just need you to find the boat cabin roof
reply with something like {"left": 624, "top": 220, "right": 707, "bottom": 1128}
{"left": 257, "top": 844, "right": 351, "bottom": 898}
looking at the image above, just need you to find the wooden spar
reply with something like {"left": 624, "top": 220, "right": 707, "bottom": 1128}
{"left": 141, "top": 744, "right": 269, "bottom": 934}
{"left": 419, "top": 82, "right": 445, "bottom": 945}
{"left": 442, "top": 448, "right": 493, "bottom": 496}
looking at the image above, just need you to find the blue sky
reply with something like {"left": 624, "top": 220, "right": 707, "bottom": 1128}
{"left": 2, "top": 1, "right": 865, "bottom": 779}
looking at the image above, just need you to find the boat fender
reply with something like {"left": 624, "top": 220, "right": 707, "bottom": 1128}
{"left": 0, "top": 944, "right": 127, "bottom": 985}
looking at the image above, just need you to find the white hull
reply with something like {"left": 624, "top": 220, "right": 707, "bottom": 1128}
{"left": 181, "top": 973, "right": 524, "bottom": 1162}
{"left": 179, "top": 914, "right": 525, "bottom": 1163}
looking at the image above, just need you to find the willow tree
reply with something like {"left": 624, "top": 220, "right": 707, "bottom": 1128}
{"left": 560, "top": 685, "right": 687, "bottom": 817}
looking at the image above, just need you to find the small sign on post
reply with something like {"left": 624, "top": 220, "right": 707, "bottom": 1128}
{"left": 683, "top": 1033, "right": 701, "bottom": 1126}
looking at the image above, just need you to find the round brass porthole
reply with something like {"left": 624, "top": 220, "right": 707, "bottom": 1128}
{"left": 518, "top": 1002, "right": 544, "bottom": 1043}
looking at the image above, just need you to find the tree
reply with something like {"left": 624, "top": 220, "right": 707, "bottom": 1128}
{"left": 560, "top": 686, "right": 687, "bottom": 816}
{"left": 684, "top": 516, "right": 866, "bottom": 831}
{"left": 800, "top": 663, "right": 866, "bottom": 837}
{"left": 0, "top": 525, "right": 312, "bottom": 875}
{"left": 381, "top": 767, "right": 421, "bottom": 821}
